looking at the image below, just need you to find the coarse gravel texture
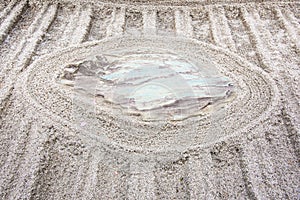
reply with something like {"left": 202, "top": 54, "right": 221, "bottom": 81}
{"left": 0, "top": 0, "right": 299, "bottom": 199}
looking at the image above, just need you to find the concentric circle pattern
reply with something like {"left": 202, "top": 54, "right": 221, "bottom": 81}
{"left": 24, "top": 36, "right": 275, "bottom": 152}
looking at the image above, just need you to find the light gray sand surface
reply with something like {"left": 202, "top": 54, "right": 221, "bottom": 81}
{"left": 0, "top": 0, "right": 299, "bottom": 199}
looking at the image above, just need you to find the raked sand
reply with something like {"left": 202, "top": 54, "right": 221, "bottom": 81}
{"left": 0, "top": 0, "right": 299, "bottom": 199}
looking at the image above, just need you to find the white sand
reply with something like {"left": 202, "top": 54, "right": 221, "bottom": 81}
{"left": 0, "top": 0, "right": 299, "bottom": 199}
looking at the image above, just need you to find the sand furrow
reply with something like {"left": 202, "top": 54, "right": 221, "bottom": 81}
{"left": 240, "top": 6, "right": 271, "bottom": 70}
{"left": 124, "top": 8, "right": 143, "bottom": 35}
{"left": 154, "top": 159, "right": 190, "bottom": 199}
{"left": 223, "top": 5, "right": 260, "bottom": 66}
{"left": 0, "top": 118, "right": 33, "bottom": 199}
{"left": 0, "top": 5, "right": 38, "bottom": 76}
{"left": 210, "top": 143, "right": 250, "bottom": 199}
{"left": 174, "top": 9, "right": 193, "bottom": 38}
{"left": 2, "top": 3, "right": 56, "bottom": 72}
{"left": 107, "top": 6, "right": 126, "bottom": 37}
{"left": 60, "top": 6, "right": 81, "bottom": 46}
{"left": 281, "top": 5, "right": 300, "bottom": 34}
{"left": 70, "top": 6, "right": 93, "bottom": 45}
{"left": 0, "top": 3, "right": 38, "bottom": 168}
{"left": 255, "top": 2, "right": 300, "bottom": 165}
{"left": 207, "top": 6, "right": 236, "bottom": 51}
{"left": 142, "top": 8, "right": 156, "bottom": 36}
{"left": 0, "top": 4, "right": 57, "bottom": 112}
{"left": 156, "top": 8, "right": 175, "bottom": 36}
{"left": 258, "top": 4, "right": 299, "bottom": 75}
{"left": 0, "top": 0, "right": 27, "bottom": 44}
{"left": 237, "top": 147, "right": 264, "bottom": 200}
{"left": 92, "top": 160, "right": 118, "bottom": 199}
{"left": 6, "top": 123, "right": 49, "bottom": 200}
{"left": 187, "top": 150, "right": 217, "bottom": 199}
{"left": 80, "top": 152, "right": 101, "bottom": 200}
{"left": 127, "top": 160, "right": 156, "bottom": 199}
{"left": 268, "top": 111, "right": 300, "bottom": 199}
{"left": 255, "top": 4, "right": 299, "bottom": 119}
{"left": 250, "top": 4, "right": 283, "bottom": 61}
{"left": 92, "top": 153, "right": 130, "bottom": 199}
{"left": 207, "top": 6, "right": 219, "bottom": 46}
{"left": 280, "top": 106, "right": 300, "bottom": 160}
{"left": 0, "top": 0, "right": 17, "bottom": 23}
{"left": 25, "top": 127, "right": 87, "bottom": 199}
{"left": 190, "top": 6, "right": 212, "bottom": 43}
{"left": 69, "top": 155, "right": 90, "bottom": 199}
{"left": 240, "top": 134, "right": 271, "bottom": 199}
{"left": 35, "top": 5, "right": 76, "bottom": 55}
{"left": 15, "top": 4, "right": 58, "bottom": 68}
{"left": 0, "top": 93, "right": 18, "bottom": 169}
{"left": 243, "top": 120, "right": 299, "bottom": 199}
{"left": 274, "top": 5, "right": 300, "bottom": 51}
{"left": 45, "top": 159, "right": 83, "bottom": 199}
{"left": 87, "top": 5, "right": 113, "bottom": 41}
